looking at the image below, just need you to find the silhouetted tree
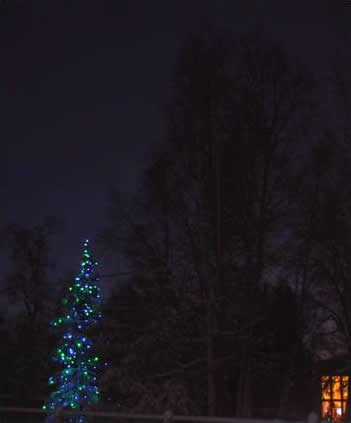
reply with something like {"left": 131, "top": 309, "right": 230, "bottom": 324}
{"left": 101, "top": 28, "right": 317, "bottom": 416}
{"left": 1, "top": 217, "right": 62, "bottom": 403}
{"left": 4, "top": 217, "right": 60, "bottom": 324}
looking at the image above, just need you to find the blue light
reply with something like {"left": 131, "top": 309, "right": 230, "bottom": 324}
{"left": 45, "top": 241, "right": 104, "bottom": 423}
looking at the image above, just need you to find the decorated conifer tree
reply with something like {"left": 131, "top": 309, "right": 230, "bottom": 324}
{"left": 43, "top": 240, "right": 103, "bottom": 423}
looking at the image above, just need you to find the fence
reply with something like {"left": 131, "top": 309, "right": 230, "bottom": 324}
{"left": 0, "top": 407, "right": 307, "bottom": 423}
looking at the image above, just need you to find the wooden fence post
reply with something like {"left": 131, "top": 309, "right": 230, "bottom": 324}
{"left": 307, "top": 411, "right": 320, "bottom": 423}
{"left": 163, "top": 410, "right": 173, "bottom": 423}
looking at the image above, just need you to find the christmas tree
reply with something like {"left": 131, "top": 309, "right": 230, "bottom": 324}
{"left": 43, "top": 240, "right": 103, "bottom": 423}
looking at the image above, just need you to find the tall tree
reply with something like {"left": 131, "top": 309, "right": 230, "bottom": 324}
{"left": 166, "top": 28, "right": 315, "bottom": 416}
{"left": 101, "top": 28, "right": 316, "bottom": 416}
{"left": 1, "top": 218, "right": 61, "bottom": 404}
{"left": 44, "top": 240, "right": 103, "bottom": 423}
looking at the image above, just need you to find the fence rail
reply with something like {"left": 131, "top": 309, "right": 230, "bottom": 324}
{"left": 0, "top": 406, "right": 305, "bottom": 423}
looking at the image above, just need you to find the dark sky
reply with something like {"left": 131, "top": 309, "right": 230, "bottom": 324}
{"left": 1, "top": 0, "right": 350, "bottom": 289}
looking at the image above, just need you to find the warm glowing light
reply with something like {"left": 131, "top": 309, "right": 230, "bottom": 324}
{"left": 321, "top": 376, "right": 349, "bottom": 422}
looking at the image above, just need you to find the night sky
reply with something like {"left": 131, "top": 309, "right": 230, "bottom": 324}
{"left": 1, "top": 0, "right": 350, "bottom": 289}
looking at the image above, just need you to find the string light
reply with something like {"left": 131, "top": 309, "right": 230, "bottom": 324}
{"left": 44, "top": 240, "right": 103, "bottom": 423}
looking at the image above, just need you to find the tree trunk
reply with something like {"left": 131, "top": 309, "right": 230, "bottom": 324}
{"left": 236, "top": 356, "right": 252, "bottom": 417}
{"left": 207, "top": 300, "right": 216, "bottom": 416}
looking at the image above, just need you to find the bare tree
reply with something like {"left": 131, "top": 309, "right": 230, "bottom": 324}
{"left": 4, "top": 216, "right": 61, "bottom": 325}
{"left": 100, "top": 28, "right": 316, "bottom": 416}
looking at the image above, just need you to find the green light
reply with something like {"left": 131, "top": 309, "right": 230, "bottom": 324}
{"left": 44, "top": 240, "right": 104, "bottom": 416}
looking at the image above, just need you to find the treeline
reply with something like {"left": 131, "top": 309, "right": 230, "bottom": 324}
{"left": 2, "top": 29, "right": 351, "bottom": 418}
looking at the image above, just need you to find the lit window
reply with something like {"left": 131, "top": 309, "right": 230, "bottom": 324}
{"left": 321, "top": 376, "right": 349, "bottom": 421}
